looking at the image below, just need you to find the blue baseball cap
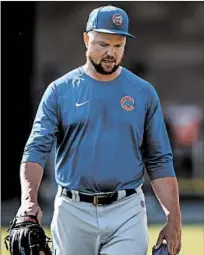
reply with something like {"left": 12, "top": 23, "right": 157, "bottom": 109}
{"left": 86, "top": 5, "right": 135, "bottom": 39}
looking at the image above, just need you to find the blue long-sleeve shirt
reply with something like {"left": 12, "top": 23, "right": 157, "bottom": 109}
{"left": 21, "top": 66, "right": 176, "bottom": 193}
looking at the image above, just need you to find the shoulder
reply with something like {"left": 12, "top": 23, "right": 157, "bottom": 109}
{"left": 122, "top": 67, "right": 158, "bottom": 98}
{"left": 43, "top": 67, "right": 85, "bottom": 99}
{"left": 52, "top": 67, "right": 84, "bottom": 88}
{"left": 40, "top": 67, "right": 84, "bottom": 102}
{"left": 122, "top": 67, "right": 152, "bottom": 89}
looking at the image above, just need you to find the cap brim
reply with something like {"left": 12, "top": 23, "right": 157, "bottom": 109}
{"left": 91, "top": 28, "right": 135, "bottom": 39}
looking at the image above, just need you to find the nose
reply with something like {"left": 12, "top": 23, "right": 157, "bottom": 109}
{"left": 106, "top": 46, "right": 115, "bottom": 57}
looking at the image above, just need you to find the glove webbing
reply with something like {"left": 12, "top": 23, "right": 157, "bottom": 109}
{"left": 29, "top": 229, "right": 52, "bottom": 255}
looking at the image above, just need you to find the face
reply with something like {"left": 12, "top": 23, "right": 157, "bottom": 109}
{"left": 84, "top": 31, "right": 126, "bottom": 75}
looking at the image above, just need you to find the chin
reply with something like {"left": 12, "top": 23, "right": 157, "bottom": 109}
{"left": 102, "top": 65, "right": 115, "bottom": 72}
{"left": 102, "top": 68, "right": 114, "bottom": 73}
{"left": 104, "top": 68, "right": 114, "bottom": 73}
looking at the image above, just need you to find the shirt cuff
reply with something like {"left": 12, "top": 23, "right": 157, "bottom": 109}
{"left": 21, "top": 153, "right": 48, "bottom": 168}
{"left": 146, "top": 162, "right": 176, "bottom": 180}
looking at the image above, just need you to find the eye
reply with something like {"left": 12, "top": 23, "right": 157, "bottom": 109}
{"left": 99, "top": 43, "right": 108, "bottom": 47}
{"left": 115, "top": 44, "right": 122, "bottom": 48}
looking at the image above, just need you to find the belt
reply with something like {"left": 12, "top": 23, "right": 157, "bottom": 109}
{"left": 60, "top": 187, "right": 138, "bottom": 205}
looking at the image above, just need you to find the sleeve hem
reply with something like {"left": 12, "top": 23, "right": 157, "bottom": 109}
{"left": 146, "top": 163, "right": 176, "bottom": 180}
{"left": 21, "top": 154, "right": 48, "bottom": 169}
{"left": 149, "top": 172, "right": 176, "bottom": 181}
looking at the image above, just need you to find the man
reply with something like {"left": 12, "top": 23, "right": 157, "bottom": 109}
{"left": 17, "top": 5, "right": 182, "bottom": 255}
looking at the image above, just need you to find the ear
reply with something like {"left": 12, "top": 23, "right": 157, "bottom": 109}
{"left": 83, "top": 32, "right": 89, "bottom": 48}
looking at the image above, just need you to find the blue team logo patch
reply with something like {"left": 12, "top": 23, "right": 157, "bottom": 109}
{"left": 121, "top": 96, "right": 135, "bottom": 111}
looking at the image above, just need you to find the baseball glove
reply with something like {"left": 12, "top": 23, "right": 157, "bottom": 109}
{"left": 4, "top": 215, "right": 52, "bottom": 255}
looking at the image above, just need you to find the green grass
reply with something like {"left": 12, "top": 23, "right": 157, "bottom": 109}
{"left": 1, "top": 225, "right": 204, "bottom": 254}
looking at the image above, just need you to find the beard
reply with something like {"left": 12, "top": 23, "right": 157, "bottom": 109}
{"left": 88, "top": 54, "right": 123, "bottom": 75}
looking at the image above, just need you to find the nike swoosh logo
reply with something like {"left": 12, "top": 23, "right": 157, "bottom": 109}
{"left": 76, "top": 100, "right": 90, "bottom": 107}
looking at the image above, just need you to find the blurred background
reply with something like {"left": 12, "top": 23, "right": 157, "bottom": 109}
{"left": 1, "top": 1, "right": 204, "bottom": 254}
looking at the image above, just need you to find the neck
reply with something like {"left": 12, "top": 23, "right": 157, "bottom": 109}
{"left": 83, "top": 61, "right": 122, "bottom": 82}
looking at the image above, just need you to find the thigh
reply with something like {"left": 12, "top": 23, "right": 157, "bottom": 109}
{"left": 100, "top": 192, "right": 149, "bottom": 255}
{"left": 50, "top": 194, "right": 100, "bottom": 255}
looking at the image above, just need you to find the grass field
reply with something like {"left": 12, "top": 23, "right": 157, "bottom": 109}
{"left": 1, "top": 225, "right": 204, "bottom": 255}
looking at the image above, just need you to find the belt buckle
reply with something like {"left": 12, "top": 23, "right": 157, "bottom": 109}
{"left": 93, "top": 195, "right": 104, "bottom": 205}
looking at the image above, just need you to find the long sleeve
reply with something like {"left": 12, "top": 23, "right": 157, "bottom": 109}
{"left": 142, "top": 85, "right": 176, "bottom": 180}
{"left": 21, "top": 82, "right": 59, "bottom": 168}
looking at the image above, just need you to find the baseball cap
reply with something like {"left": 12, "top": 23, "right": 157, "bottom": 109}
{"left": 86, "top": 5, "right": 135, "bottom": 39}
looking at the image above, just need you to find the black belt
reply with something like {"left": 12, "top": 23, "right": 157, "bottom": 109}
{"left": 61, "top": 188, "right": 137, "bottom": 205}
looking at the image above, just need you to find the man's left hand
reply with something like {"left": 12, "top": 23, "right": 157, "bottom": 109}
{"left": 155, "top": 217, "right": 182, "bottom": 255}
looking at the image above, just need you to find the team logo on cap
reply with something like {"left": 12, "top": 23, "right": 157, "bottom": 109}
{"left": 121, "top": 96, "right": 135, "bottom": 111}
{"left": 112, "top": 14, "right": 123, "bottom": 26}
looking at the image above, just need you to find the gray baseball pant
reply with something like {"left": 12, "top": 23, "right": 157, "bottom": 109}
{"left": 51, "top": 185, "right": 149, "bottom": 255}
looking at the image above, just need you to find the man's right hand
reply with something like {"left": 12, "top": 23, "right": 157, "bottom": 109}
{"left": 16, "top": 201, "right": 43, "bottom": 224}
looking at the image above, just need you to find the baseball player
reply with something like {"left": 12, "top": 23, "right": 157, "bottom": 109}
{"left": 15, "top": 5, "right": 182, "bottom": 255}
